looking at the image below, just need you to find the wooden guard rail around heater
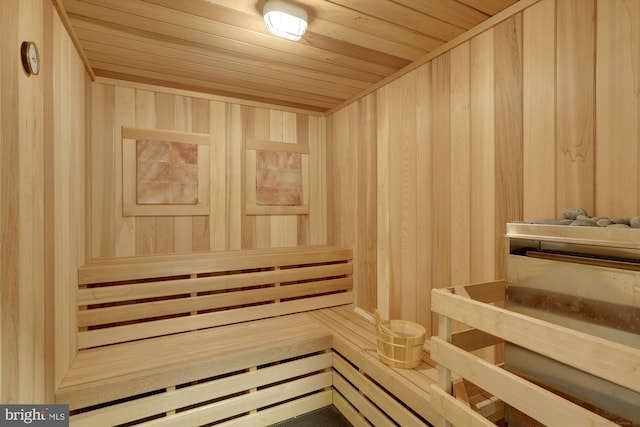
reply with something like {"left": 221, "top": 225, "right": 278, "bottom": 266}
{"left": 76, "top": 245, "right": 353, "bottom": 349}
{"left": 430, "top": 280, "right": 640, "bottom": 427}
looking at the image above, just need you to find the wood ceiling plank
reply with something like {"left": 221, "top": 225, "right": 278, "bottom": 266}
{"left": 90, "top": 62, "right": 339, "bottom": 110}
{"left": 146, "top": 0, "right": 427, "bottom": 62}
{"left": 82, "top": 45, "right": 359, "bottom": 100}
{"left": 58, "top": 0, "right": 523, "bottom": 112}
{"left": 456, "top": 0, "right": 518, "bottom": 16}
{"left": 71, "top": 19, "right": 374, "bottom": 90}
{"left": 64, "top": 0, "right": 399, "bottom": 76}
{"left": 196, "top": 0, "right": 444, "bottom": 56}
{"left": 391, "top": 0, "right": 491, "bottom": 30}
{"left": 325, "top": 0, "right": 467, "bottom": 41}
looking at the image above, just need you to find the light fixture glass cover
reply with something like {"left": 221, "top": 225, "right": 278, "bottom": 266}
{"left": 263, "top": 0, "right": 308, "bottom": 41}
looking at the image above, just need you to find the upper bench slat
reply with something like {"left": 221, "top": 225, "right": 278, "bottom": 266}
{"left": 78, "top": 262, "right": 353, "bottom": 306}
{"left": 79, "top": 246, "right": 352, "bottom": 284}
{"left": 76, "top": 246, "right": 353, "bottom": 349}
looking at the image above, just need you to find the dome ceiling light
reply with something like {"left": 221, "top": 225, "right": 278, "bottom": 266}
{"left": 263, "top": 0, "right": 308, "bottom": 41}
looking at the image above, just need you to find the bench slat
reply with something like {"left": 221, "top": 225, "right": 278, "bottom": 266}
{"left": 78, "top": 262, "right": 352, "bottom": 305}
{"left": 79, "top": 293, "right": 352, "bottom": 348}
{"left": 70, "top": 353, "right": 332, "bottom": 427}
{"left": 79, "top": 246, "right": 352, "bottom": 284}
{"left": 58, "top": 313, "right": 332, "bottom": 410}
{"left": 77, "top": 246, "right": 353, "bottom": 349}
{"left": 79, "top": 278, "right": 352, "bottom": 327}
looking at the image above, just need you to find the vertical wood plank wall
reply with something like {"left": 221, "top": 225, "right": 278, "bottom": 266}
{"left": 89, "top": 83, "right": 328, "bottom": 257}
{"left": 49, "top": 7, "right": 87, "bottom": 398}
{"left": 1, "top": 0, "right": 86, "bottom": 402}
{"left": 328, "top": 0, "right": 640, "bottom": 334}
{"left": 1, "top": 0, "right": 46, "bottom": 404}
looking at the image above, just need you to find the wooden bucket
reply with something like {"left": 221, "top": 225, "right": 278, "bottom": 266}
{"left": 375, "top": 310, "right": 426, "bottom": 369}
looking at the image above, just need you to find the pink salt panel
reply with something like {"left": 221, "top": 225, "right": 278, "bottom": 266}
{"left": 256, "top": 150, "right": 302, "bottom": 206}
{"left": 136, "top": 140, "right": 199, "bottom": 205}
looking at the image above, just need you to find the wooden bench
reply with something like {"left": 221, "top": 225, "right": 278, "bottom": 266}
{"left": 58, "top": 245, "right": 506, "bottom": 426}
{"left": 309, "top": 305, "right": 504, "bottom": 427}
{"left": 57, "top": 246, "right": 353, "bottom": 426}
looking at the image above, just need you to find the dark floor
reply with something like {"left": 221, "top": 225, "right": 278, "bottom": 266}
{"left": 269, "top": 406, "right": 352, "bottom": 427}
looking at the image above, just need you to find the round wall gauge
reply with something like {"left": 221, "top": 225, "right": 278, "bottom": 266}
{"left": 21, "top": 41, "right": 40, "bottom": 76}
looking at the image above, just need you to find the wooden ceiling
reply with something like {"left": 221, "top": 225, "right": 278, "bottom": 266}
{"left": 58, "top": 0, "right": 520, "bottom": 113}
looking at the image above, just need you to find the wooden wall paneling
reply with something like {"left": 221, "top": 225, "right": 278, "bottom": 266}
{"left": 69, "top": 18, "right": 86, "bottom": 380}
{"left": 209, "top": 100, "right": 228, "bottom": 251}
{"left": 269, "top": 110, "right": 298, "bottom": 248}
{"left": 522, "top": 0, "right": 556, "bottom": 222}
{"left": 399, "top": 72, "right": 419, "bottom": 323}
{"left": 296, "top": 114, "right": 311, "bottom": 246}
{"left": 153, "top": 92, "right": 178, "bottom": 254}
{"left": 51, "top": 7, "right": 86, "bottom": 392}
{"left": 227, "top": 103, "right": 244, "bottom": 250}
{"left": 355, "top": 94, "right": 377, "bottom": 311}
{"left": 431, "top": 53, "right": 452, "bottom": 310}
{"left": 134, "top": 89, "right": 157, "bottom": 255}
{"left": 449, "top": 41, "right": 472, "bottom": 287}
{"left": 494, "top": 14, "right": 523, "bottom": 278}
{"left": 382, "top": 78, "right": 405, "bottom": 319}
{"left": 1, "top": 0, "right": 46, "bottom": 402}
{"left": 556, "top": 0, "right": 595, "bottom": 215}
{"left": 45, "top": 0, "right": 56, "bottom": 399}
{"left": 328, "top": 105, "right": 358, "bottom": 300}
{"left": 242, "top": 107, "right": 271, "bottom": 248}
{"left": 256, "top": 108, "right": 273, "bottom": 248}
{"left": 191, "top": 97, "right": 211, "bottom": 252}
{"left": 113, "top": 86, "right": 137, "bottom": 256}
{"left": 308, "top": 114, "right": 328, "bottom": 245}
{"left": 375, "top": 85, "right": 390, "bottom": 318}
{"left": 172, "top": 95, "right": 194, "bottom": 253}
{"left": 90, "top": 83, "right": 115, "bottom": 257}
{"left": 415, "top": 63, "right": 433, "bottom": 330}
{"left": 470, "top": 29, "right": 496, "bottom": 283}
{"left": 429, "top": 54, "right": 452, "bottom": 335}
{"left": 596, "top": 0, "right": 640, "bottom": 217}
{"left": 1, "top": 0, "right": 21, "bottom": 402}
{"left": 283, "top": 110, "right": 300, "bottom": 246}
{"left": 18, "top": 0, "right": 46, "bottom": 403}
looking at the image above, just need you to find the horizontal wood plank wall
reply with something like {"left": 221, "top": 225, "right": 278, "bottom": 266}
{"left": 328, "top": 0, "right": 639, "bottom": 336}
{"left": 90, "top": 82, "right": 328, "bottom": 257}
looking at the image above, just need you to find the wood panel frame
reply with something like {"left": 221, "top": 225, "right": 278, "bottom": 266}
{"left": 122, "top": 126, "right": 210, "bottom": 216}
{"left": 245, "top": 138, "right": 310, "bottom": 216}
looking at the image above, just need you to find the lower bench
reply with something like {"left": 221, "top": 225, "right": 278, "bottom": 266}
{"left": 59, "top": 306, "right": 505, "bottom": 426}
{"left": 59, "top": 314, "right": 333, "bottom": 426}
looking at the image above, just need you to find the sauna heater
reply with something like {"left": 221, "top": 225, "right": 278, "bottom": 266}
{"left": 504, "top": 223, "right": 640, "bottom": 426}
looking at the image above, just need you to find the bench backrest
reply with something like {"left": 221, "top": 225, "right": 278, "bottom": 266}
{"left": 77, "top": 246, "right": 353, "bottom": 349}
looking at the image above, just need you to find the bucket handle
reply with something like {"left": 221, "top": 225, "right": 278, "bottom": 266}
{"left": 374, "top": 309, "right": 399, "bottom": 337}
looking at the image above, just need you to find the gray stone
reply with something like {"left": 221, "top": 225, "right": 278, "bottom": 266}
{"left": 563, "top": 207, "right": 588, "bottom": 220}
{"left": 607, "top": 224, "right": 630, "bottom": 228}
{"left": 570, "top": 219, "right": 599, "bottom": 227}
{"left": 596, "top": 218, "right": 612, "bottom": 227}
{"left": 611, "top": 218, "right": 631, "bottom": 225}
{"left": 630, "top": 216, "right": 640, "bottom": 228}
